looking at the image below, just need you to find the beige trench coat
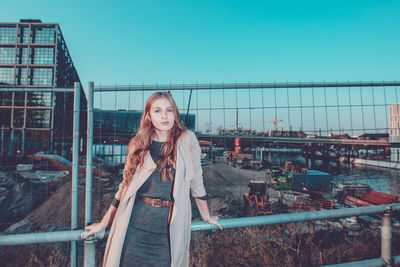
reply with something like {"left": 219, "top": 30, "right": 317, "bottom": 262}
{"left": 103, "top": 130, "right": 206, "bottom": 267}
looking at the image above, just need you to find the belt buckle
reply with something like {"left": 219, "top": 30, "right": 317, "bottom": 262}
{"left": 151, "top": 198, "right": 162, "bottom": 207}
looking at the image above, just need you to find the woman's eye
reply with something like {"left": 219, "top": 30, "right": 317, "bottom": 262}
{"left": 154, "top": 110, "right": 160, "bottom": 113}
{"left": 167, "top": 109, "right": 173, "bottom": 112}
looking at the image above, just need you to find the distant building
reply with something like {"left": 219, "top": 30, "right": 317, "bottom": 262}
{"left": 389, "top": 104, "right": 400, "bottom": 161}
{"left": 93, "top": 109, "right": 195, "bottom": 164}
{"left": 0, "top": 19, "right": 86, "bottom": 158}
{"left": 94, "top": 109, "right": 195, "bottom": 139}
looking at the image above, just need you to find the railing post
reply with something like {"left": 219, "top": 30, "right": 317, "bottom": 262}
{"left": 71, "top": 82, "right": 81, "bottom": 267}
{"left": 84, "top": 82, "right": 95, "bottom": 267}
{"left": 84, "top": 236, "right": 96, "bottom": 267}
{"left": 381, "top": 206, "right": 393, "bottom": 267}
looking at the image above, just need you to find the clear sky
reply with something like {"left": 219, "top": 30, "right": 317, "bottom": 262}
{"left": 2, "top": 0, "right": 399, "bottom": 87}
{"left": 2, "top": 0, "right": 400, "bottom": 134}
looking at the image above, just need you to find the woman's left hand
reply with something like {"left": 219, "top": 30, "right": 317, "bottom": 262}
{"left": 204, "top": 215, "right": 223, "bottom": 230}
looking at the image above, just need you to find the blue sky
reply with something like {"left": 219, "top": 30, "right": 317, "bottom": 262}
{"left": 2, "top": 0, "right": 400, "bottom": 133}
{"left": 2, "top": 0, "right": 399, "bottom": 86}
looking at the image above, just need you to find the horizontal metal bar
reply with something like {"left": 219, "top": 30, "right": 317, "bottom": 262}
{"left": 93, "top": 81, "right": 400, "bottom": 92}
{"left": 323, "top": 255, "right": 400, "bottom": 267}
{"left": 0, "top": 87, "right": 74, "bottom": 92}
{"left": 191, "top": 203, "right": 400, "bottom": 231}
{"left": 0, "top": 230, "right": 83, "bottom": 246}
{"left": 0, "top": 230, "right": 106, "bottom": 246}
{"left": 322, "top": 257, "right": 385, "bottom": 267}
{"left": 1, "top": 204, "right": 399, "bottom": 246}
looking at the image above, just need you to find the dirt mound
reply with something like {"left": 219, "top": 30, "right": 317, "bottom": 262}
{"left": 0, "top": 171, "right": 52, "bottom": 231}
{"left": 0, "top": 174, "right": 119, "bottom": 266}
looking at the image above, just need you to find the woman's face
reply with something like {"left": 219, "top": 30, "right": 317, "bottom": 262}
{"left": 149, "top": 97, "right": 175, "bottom": 133}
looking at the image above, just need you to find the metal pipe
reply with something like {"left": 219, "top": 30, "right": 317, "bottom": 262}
{"left": 191, "top": 203, "right": 400, "bottom": 231}
{"left": 0, "top": 87, "right": 74, "bottom": 92}
{"left": 2, "top": 204, "right": 399, "bottom": 246}
{"left": 381, "top": 207, "right": 393, "bottom": 267}
{"left": 1, "top": 204, "right": 400, "bottom": 266}
{"left": 71, "top": 82, "right": 81, "bottom": 267}
{"left": 0, "top": 230, "right": 106, "bottom": 246}
{"left": 0, "top": 230, "right": 83, "bottom": 246}
{"left": 84, "top": 82, "right": 95, "bottom": 267}
{"left": 322, "top": 258, "right": 385, "bottom": 267}
{"left": 84, "top": 236, "right": 96, "bottom": 267}
{"left": 92, "top": 81, "right": 400, "bottom": 92}
{"left": 85, "top": 82, "right": 94, "bottom": 226}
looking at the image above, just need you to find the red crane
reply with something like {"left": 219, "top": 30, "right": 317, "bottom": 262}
{"left": 263, "top": 117, "right": 283, "bottom": 132}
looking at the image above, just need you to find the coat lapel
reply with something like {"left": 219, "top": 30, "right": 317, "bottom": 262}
{"left": 121, "top": 151, "right": 157, "bottom": 205}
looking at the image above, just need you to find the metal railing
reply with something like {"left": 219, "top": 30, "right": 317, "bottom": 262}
{"left": 1, "top": 81, "right": 400, "bottom": 266}
{"left": 1, "top": 203, "right": 400, "bottom": 266}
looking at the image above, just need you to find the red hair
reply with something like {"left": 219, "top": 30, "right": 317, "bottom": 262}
{"left": 122, "top": 92, "right": 186, "bottom": 186}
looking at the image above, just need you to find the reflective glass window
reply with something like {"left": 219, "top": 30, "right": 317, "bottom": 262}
{"left": 31, "top": 26, "right": 56, "bottom": 44}
{"left": 27, "top": 92, "right": 52, "bottom": 107}
{"left": 0, "top": 108, "right": 11, "bottom": 127}
{"left": 31, "top": 47, "right": 54, "bottom": 65}
{"left": 0, "top": 67, "right": 14, "bottom": 85}
{"left": 0, "top": 46, "right": 15, "bottom": 64}
{"left": 0, "top": 93, "right": 12, "bottom": 106}
{"left": 30, "top": 67, "right": 53, "bottom": 86}
{"left": 0, "top": 26, "right": 16, "bottom": 43}
{"left": 13, "top": 108, "right": 24, "bottom": 128}
{"left": 26, "top": 109, "right": 51, "bottom": 128}
{"left": 18, "top": 26, "right": 29, "bottom": 43}
{"left": 14, "top": 92, "right": 25, "bottom": 106}
{"left": 17, "top": 47, "right": 28, "bottom": 64}
{"left": 16, "top": 67, "right": 27, "bottom": 85}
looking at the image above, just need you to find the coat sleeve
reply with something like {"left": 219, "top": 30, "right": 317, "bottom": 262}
{"left": 114, "top": 180, "right": 127, "bottom": 201}
{"left": 186, "top": 131, "right": 207, "bottom": 198}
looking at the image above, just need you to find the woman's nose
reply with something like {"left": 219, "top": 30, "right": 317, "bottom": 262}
{"left": 161, "top": 110, "right": 167, "bottom": 118}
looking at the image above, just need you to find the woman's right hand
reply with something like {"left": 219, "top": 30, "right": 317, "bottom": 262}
{"left": 82, "top": 222, "right": 106, "bottom": 239}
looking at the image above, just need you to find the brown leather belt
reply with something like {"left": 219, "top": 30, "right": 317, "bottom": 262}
{"left": 138, "top": 195, "right": 173, "bottom": 207}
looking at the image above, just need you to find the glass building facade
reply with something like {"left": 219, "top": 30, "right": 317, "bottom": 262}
{"left": 0, "top": 20, "right": 86, "bottom": 158}
{"left": 93, "top": 109, "right": 195, "bottom": 164}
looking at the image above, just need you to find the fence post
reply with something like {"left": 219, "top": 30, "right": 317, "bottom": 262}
{"left": 71, "top": 82, "right": 81, "bottom": 267}
{"left": 381, "top": 206, "right": 393, "bottom": 267}
{"left": 84, "top": 236, "right": 96, "bottom": 267}
{"left": 84, "top": 82, "right": 95, "bottom": 267}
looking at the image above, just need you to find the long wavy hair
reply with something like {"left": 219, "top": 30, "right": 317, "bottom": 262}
{"left": 122, "top": 92, "right": 186, "bottom": 186}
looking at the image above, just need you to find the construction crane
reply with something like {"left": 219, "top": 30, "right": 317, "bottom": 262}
{"left": 263, "top": 117, "right": 283, "bottom": 132}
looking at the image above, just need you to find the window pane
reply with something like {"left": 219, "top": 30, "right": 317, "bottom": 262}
{"left": 18, "top": 26, "right": 29, "bottom": 44}
{"left": 0, "top": 25, "right": 16, "bottom": 43}
{"left": 26, "top": 109, "right": 51, "bottom": 128}
{"left": 0, "top": 67, "right": 14, "bottom": 85}
{"left": 16, "top": 67, "right": 27, "bottom": 85}
{"left": 13, "top": 108, "right": 24, "bottom": 128}
{"left": 0, "top": 92, "right": 12, "bottom": 106}
{"left": 30, "top": 67, "right": 53, "bottom": 86}
{"left": 17, "top": 47, "right": 28, "bottom": 64}
{"left": 31, "top": 26, "right": 56, "bottom": 44}
{"left": 31, "top": 47, "right": 54, "bottom": 65}
{"left": 27, "top": 92, "right": 52, "bottom": 107}
{"left": 14, "top": 92, "right": 25, "bottom": 106}
{"left": 0, "top": 47, "right": 15, "bottom": 64}
{"left": 0, "top": 108, "right": 11, "bottom": 127}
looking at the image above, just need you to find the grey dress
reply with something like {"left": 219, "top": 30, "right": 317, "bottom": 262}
{"left": 120, "top": 140, "right": 174, "bottom": 267}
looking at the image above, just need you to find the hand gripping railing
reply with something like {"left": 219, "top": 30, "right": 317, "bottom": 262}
{"left": 1, "top": 203, "right": 399, "bottom": 266}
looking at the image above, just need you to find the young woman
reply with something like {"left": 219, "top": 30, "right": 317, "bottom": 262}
{"left": 83, "top": 92, "right": 221, "bottom": 267}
